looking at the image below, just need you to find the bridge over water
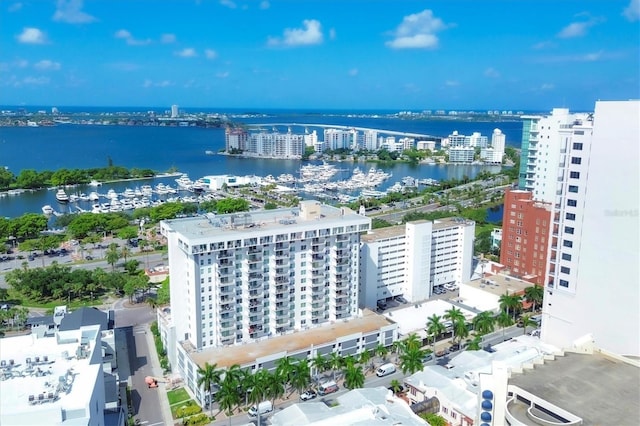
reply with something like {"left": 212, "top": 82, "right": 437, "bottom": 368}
{"left": 244, "top": 123, "right": 441, "bottom": 140}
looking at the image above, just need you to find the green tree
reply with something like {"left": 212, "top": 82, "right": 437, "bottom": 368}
{"left": 216, "top": 376, "right": 241, "bottom": 426}
{"left": 495, "top": 311, "right": 513, "bottom": 341}
{"left": 216, "top": 198, "right": 250, "bottom": 214}
{"left": 426, "top": 314, "right": 446, "bottom": 348}
{"left": 358, "top": 350, "right": 373, "bottom": 373}
{"left": 444, "top": 307, "right": 466, "bottom": 344}
{"left": 275, "top": 356, "right": 296, "bottom": 397}
{"left": 519, "top": 314, "right": 537, "bottom": 334}
{"left": 343, "top": 363, "right": 365, "bottom": 390}
{"left": 311, "top": 353, "right": 327, "bottom": 378}
{"left": 389, "top": 379, "right": 403, "bottom": 394}
{"left": 466, "top": 335, "right": 483, "bottom": 351}
{"left": 472, "top": 311, "right": 496, "bottom": 336}
{"left": 197, "top": 362, "right": 222, "bottom": 417}
{"left": 399, "top": 346, "right": 425, "bottom": 375}
{"left": 499, "top": 293, "right": 522, "bottom": 320}
{"left": 524, "top": 285, "right": 543, "bottom": 312}
{"left": 374, "top": 344, "right": 389, "bottom": 364}
{"left": 421, "top": 413, "right": 448, "bottom": 426}
{"left": 328, "top": 351, "right": 343, "bottom": 380}
{"left": 105, "top": 243, "right": 120, "bottom": 271}
{"left": 290, "top": 359, "right": 311, "bottom": 397}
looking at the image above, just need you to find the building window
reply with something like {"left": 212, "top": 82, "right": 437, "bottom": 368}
{"left": 567, "top": 199, "right": 577, "bottom": 207}
{"left": 573, "top": 142, "right": 583, "bottom": 150}
{"left": 565, "top": 226, "right": 574, "bottom": 234}
{"left": 562, "top": 253, "right": 572, "bottom": 261}
{"left": 563, "top": 240, "right": 573, "bottom": 248}
{"left": 571, "top": 157, "right": 582, "bottom": 164}
{"left": 566, "top": 213, "right": 576, "bottom": 220}
{"left": 559, "top": 279, "right": 569, "bottom": 288}
{"left": 570, "top": 171, "right": 580, "bottom": 179}
{"left": 560, "top": 266, "right": 570, "bottom": 274}
{"left": 568, "top": 185, "right": 579, "bottom": 193}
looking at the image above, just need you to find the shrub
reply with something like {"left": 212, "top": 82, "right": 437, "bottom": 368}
{"left": 183, "top": 413, "right": 210, "bottom": 425}
{"left": 175, "top": 403, "right": 202, "bottom": 418}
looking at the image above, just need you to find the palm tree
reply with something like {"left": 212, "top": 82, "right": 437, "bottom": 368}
{"left": 399, "top": 346, "right": 425, "bottom": 375}
{"left": 197, "top": 362, "right": 222, "bottom": 417}
{"left": 265, "top": 370, "right": 285, "bottom": 408}
{"left": 403, "top": 333, "right": 422, "bottom": 351}
{"left": 105, "top": 243, "right": 120, "bottom": 271}
{"left": 495, "top": 311, "right": 513, "bottom": 342}
{"left": 524, "top": 285, "right": 544, "bottom": 313}
{"left": 328, "top": 351, "right": 343, "bottom": 380}
{"left": 343, "top": 363, "right": 365, "bottom": 390}
{"left": 275, "top": 357, "right": 296, "bottom": 397}
{"left": 499, "top": 293, "right": 522, "bottom": 320}
{"left": 452, "top": 320, "right": 469, "bottom": 346}
{"left": 358, "top": 350, "right": 373, "bottom": 373}
{"left": 426, "top": 314, "right": 446, "bottom": 348}
{"left": 466, "top": 335, "right": 483, "bottom": 351}
{"left": 216, "top": 378, "right": 241, "bottom": 426}
{"left": 391, "top": 340, "right": 404, "bottom": 363}
{"left": 472, "top": 311, "right": 496, "bottom": 336}
{"left": 311, "top": 353, "right": 327, "bottom": 379}
{"left": 374, "top": 344, "right": 388, "bottom": 364}
{"left": 389, "top": 379, "right": 403, "bottom": 394}
{"left": 290, "top": 360, "right": 311, "bottom": 396}
{"left": 519, "top": 314, "right": 537, "bottom": 335}
{"left": 120, "top": 245, "right": 131, "bottom": 262}
{"left": 444, "top": 307, "right": 465, "bottom": 344}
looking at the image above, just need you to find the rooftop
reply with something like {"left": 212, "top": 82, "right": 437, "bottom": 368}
{"left": 161, "top": 201, "right": 369, "bottom": 241}
{"left": 361, "top": 218, "right": 474, "bottom": 243}
{"left": 508, "top": 352, "right": 640, "bottom": 426}
{"left": 186, "top": 309, "right": 394, "bottom": 369}
{"left": 464, "top": 273, "right": 532, "bottom": 298}
{"left": 270, "top": 386, "right": 427, "bottom": 426}
{"left": 0, "top": 325, "right": 102, "bottom": 425}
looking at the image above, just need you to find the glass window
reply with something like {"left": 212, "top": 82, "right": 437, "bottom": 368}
{"left": 568, "top": 185, "right": 578, "bottom": 193}
{"left": 565, "top": 226, "right": 574, "bottom": 234}
{"left": 570, "top": 171, "right": 580, "bottom": 179}
{"left": 563, "top": 240, "right": 573, "bottom": 248}
{"left": 567, "top": 199, "right": 577, "bottom": 207}
{"left": 559, "top": 279, "right": 569, "bottom": 288}
{"left": 573, "top": 142, "right": 583, "bottom": 150}
{"left": 560, "top": 266, "right": 570, "bottom": 274}
{"left": 566, "top": 213, "right": 576, "bottom": 220}
{"left": 571, "top": 157, "right": 582, "bottom": 164}
{"left": 562, "top": 253, "right": 572, "bottom": 261}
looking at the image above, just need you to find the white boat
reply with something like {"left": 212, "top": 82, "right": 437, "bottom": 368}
{"left": 42, "top": 205, "right": 54, "bottom": 215}
{"left": 89, "top": 191, "right": 100, "bottom": 201}
{"left": 106, "top": 189, "right": 119, "bottom": 200}
{"left": 191, "top": 178, "right": 207, "bottom": 192}
{"left": 122, "top": 188, "right": 136, "bottom": 198}
{"left": 89, "top": 179, "right": 102, "bottom": 187}
{"left": 175, "top": 173, "right": 194, "bottom": 189}
{"left": 141, "top": 185, "right": 153, "bottom": 196}
{"left": 55, "top": 189, "right": 69, "bottom": 203}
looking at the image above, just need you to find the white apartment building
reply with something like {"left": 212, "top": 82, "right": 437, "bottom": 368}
{"left": 171, "top": 104, "right": 178, "bottom": 118}
{"left": 324, "top": 128, "right": 358, "bottom": 151}
{"left": 359, "top": 218, "right": 475, "bottom": 309}
{"left": 248, "top": 130, "right": 305, "bottom": 158}
{"left": 225, "top": 127, "right": 248, "bottom": 152}
{"left": 449, "top": 146, "right": 475, "bottom": 163}
{"left": 416, "top": 140, "right": 436, "bottom": 151}
{"left": 541, "top": 100, "right": 640, "bottom": 357}
{"left": 480, "top": 128, "right": 506, "bottom": 163}
{"left": 361, "top": 129, "right": 379, "bottom": 151}
{"left": 159, "top": 200, "right": 371, "bottom": 351}
{"left": 303, "top": 130, "right": 320, "bottom": 152}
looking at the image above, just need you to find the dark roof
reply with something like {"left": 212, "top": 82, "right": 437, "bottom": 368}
{"left": 26, "top": 315, "right": 55, "bottom": 327}
{"left": 58, "top": 307, "right": 108, "bottom": 332}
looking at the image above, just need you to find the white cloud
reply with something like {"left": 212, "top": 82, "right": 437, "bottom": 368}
{"left": 53, "top": 0, "right": 96, "bottom": 23}
{"left": 623, "top": 0, "right": 640, "bottom": 21}
{"left": 540, "top": 83, "right": 555, "bottom": 90}
{"left": 17, "top": 27, "right": 47, "bottom": 44}
{"left": 532, "top": 41, "right": 555, "bottom": 50}
{"left": 157, "top": 80, "right": 171, "bottom": 87}
{"left": 348, "top": 68, "right": 358, "bottom": 76}
{"left": 557, "top": 16, "right": 603, "bottom": 38}
{"left": 114, "top": 29, "right": 151, "bottom": 45}
{"left": 15, "top": 59, "right": 29, "bottom": 68}
{"left": 329, "top": 28, "right": 336, "bottom": 40}
{"left": 216, "top": 71, "right": 229, "bottom": 78}
{"left": 161, "top": 33, "right": 176, "bottom": 44}
{"left": 23, "top": 76, "right": 50, "bottom": 85}
{"left": 143, "top": 79, "right": 172, "bottom": 88}
{"left": 386, "top": 9, "right": 447, "bottom": 49}
{"left": 205, "top": 49, "right": 217, "bottom": 59}
{"left": 259, "top": 1, "right": 270, "bottom": 9}
{"left": 176, "top": 48, "right": 197, "bottom": 57}
{"left": 220, "top": 0, "right": 236, "bottom": 8}
{"left": 445, "top": 80, "right": 459, "bottom": 86}
{"left": 531, "top": 50, "right": 614, "bottom": 63}
{"left": 8, "top": 2, "right": 22, "bottom": 12}
{"left": 484, "top": 67, "right": 500, "bottom": 78}
{"left": 34, "top": 60, "right": 61, "bottom": 70}
{"left": 269, "top": 19, "right": 324, "bottom": 47}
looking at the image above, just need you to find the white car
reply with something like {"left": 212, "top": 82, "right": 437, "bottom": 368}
{"left": 300, "top": 389, "right": 317, "bottom": 401}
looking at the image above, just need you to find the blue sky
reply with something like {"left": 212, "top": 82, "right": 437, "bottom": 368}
{"left": 1, "top": 0, "right": 639, "bottom": 111}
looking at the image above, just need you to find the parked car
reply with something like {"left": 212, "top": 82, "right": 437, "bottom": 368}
{"left": 248, "top": 401, "right": 273, "bottom": 418}
{"left": 435, "top": 348, "right": 449, "bottom": 357}
{"left": 395, "top": 296, "right": 408, "bottom": 304}
{"left": 422, "top": 353, "right": 434, "bottom": 363}
{"left": 376, "top": 363, "right": 396, "bottom": 377}
{"left": 85, "top": 255, "right": 93, "bottom": 261}
{"left": 449, "top": 343, "right": 461, "bottom": 352}
{"left": 300, "top": 389, "right": 317, "bottom": 401}
{"left": 318, "top": 380, "right": 339, "bottom": 396}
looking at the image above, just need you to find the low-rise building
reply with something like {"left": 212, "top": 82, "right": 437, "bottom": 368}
{"left": 270, "top": 386, "right": 427, "bottom": 426}
{"left": 449, "top": 147, "right": 475, "bottom": 163}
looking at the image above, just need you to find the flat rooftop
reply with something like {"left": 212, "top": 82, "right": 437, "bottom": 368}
{"left": 509, "top": 352, "right": 640, "bottom": 425}
{"left": 0, "top": 327, "right": 102, "bottom": 424}
{"left": 361, "top": 218, "right": 474, "bottom": 243}
{"left": 162, "top": 201, "right": 369, "bottom": 240}
{"left": 465, "top": 273, "right": 532, "bottom": 297}
{"left": 187, "top": 309, "right": 394, "bottom": 368}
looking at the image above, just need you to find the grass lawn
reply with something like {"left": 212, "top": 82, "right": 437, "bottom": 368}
{"left": 167, "top": 387, "right": 190, "bottom": 405}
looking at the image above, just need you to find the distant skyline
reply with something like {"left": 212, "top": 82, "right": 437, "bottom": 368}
{"left": 1, "top": 0, "right": 639, "bottom": 111}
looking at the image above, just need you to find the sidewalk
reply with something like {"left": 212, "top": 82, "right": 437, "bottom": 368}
{"left": 143, "top": 322, "right": 175, "bottom": 426}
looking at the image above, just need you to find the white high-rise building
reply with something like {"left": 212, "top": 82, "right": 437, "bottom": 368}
{"left": 362, "top": 130, "right": 378, "bottom": 151}
{"left": 449, "top": 146, "right": 475, "bottom": 163}
{"left": 481, "top": 128, "right": 506, "bottom": 163}
{"left": 359, "top": 218, "right": 475, "bottom": 309}
{"left": 248, "top": 130, "right": 305, "bottom": 158}
{"left": 541, "top": 100, "right": 639, "bottom": 357}
{"left": 160, "top": 201, "right": 371, "bottom": 352}
{"left": 171, "top": 104, "right": 179, "bottom": 118}
{"left": 324, "top": 128, "right": 358, "bottom": 151}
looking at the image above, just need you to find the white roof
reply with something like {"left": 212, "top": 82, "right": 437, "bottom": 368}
{"left": 270, "top": 386, "right": 427, "bottom": 426}
{"left": 0, "top": 325, "right": 102, "bottom": 425}
{"left": 384, "top": 299, "right": 477, "bottom": 339}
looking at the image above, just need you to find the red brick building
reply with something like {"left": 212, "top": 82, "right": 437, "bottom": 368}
{"left": 500, "top": 189, "right": 552, "bottom": 285}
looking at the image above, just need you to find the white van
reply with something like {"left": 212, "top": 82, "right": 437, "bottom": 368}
{"left": 318, "top": 380, "right": 339, "bottom": 395}
{"left": 248, "top": 401, "right": 273, "bottom": 417}
{"left": 376, "top": 363, "right": 396, "bottom": 377}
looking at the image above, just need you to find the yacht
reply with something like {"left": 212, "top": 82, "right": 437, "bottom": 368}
{"left": 42, "top": 205, "right": 54, "bottom": 215}
{"left": 191, "top": 178, "right": 208, "bottom": 192}
{"left": 88, "top": 180, "right": 102, "bottom": 187}
{"left": 88, "top": 192, "right": 100, "bottom": 201}
{"left": 141, "top": 185, "right": 153, "bottom": 196}
{"left": 175, "top": 173, "right": 194, "bottom": 190}
{"left": 55, "top": 189, "right": 69, "bottom": 203}
{"left": 106, "top": 189, "right": 119, "bottom": 200}
{"left": 122, "top": 188, "right": 136, "bottom": 198}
